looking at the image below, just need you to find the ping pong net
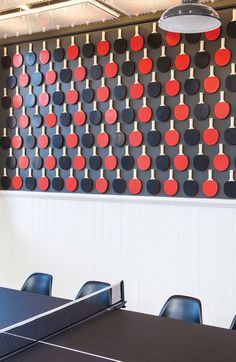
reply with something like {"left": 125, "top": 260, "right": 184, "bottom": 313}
{"left": 0, "top": 281, "right": 125, "bottom": 360}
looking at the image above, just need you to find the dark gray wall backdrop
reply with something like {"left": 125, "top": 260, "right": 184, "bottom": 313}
{"left": 0, "top": 8, "right": 235, "bottom": 198}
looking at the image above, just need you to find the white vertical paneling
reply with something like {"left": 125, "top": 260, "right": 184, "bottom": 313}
{"left": 0, "top": 192, "right": 236, "bottom": 328}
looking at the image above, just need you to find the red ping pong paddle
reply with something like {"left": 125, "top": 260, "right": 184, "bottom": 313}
{"left": 74, "top": 102, "right": 86, "bottom": 126}
{"left": 39, "top": 41, "right": 51, "bottom": 64}
{"left": 38, "top": 127, "right": 49, "bottom": 149}
{"left": 214, "top": 38, "right": 231, "bottom": 67}
{"left": 74, "top": 147, "right": 86, "bottom": 170}
{"left": 129, "top": 121, "right": 143, "bottom": 147}
{"left": 39, "top": 84, "right": 50, "bottom": 107}
{"left": 164, "top": 169, "right": 179, "bottom": 196}
{"left": 213, "top": 143, "right": 230, "bottom": 172}
{"left": 175, "top": 44, "right": 190, "bottom": 71}
{"left": 130, "top": 74, "right": 144, "bottom": 99}
{"left": 203, "top": 118, "right": 219, "bottom": 146}
{"left": 19, "top": 148, "right": 29, "bottom": 170}
{"left": 19, "top": 65, "right": 30, "bottom": 87}
{"left": 97, "top": 78, "right": 110, "bottom": 102}
{"left": 165, "top": 120, "right": 180, "bottom": 147}
{"left": 202, "top": 170, "right": 219, "bottom": 198}
{"left": 12, "top": 128, "right": 23, "bottom": 150}
{"left": 105, "top": 100, "right": 118, "bottom": 125}
{"left": 105, "top": 53, "right": 118, "bottom": 78}
{"left": 66, "top": 125, "right": 79, "bottom": 148}
{"left": 165, "top": 70, "right": 180, "bottom": 97}
{"left": 130, "top": 26, "right": 144, "bottom": 52}
{"left": 214, "top": 91, "right": 230, "bottom": 120}
{"left": 46, "top": 62, "right": 57, "bottom": 85}
{"left": 137, "top": 145, "right": 151, "bottom": 171}
{"left": 67, "top": 35, "right": 79, "bottom": 60}
{"left": 138, "top": 97, "right": 152, "bottom": 123}
{"left": 13, "top": 45, "right": 23, "bottom": 68}
{"left": 66, "top": 81, "right": 79, "bottom": 105}
{"left": 38, "top": 168, "right": 50, "bottom": 191}
{"left": 174, "top": 144, "right": 189, "bottom": 171}
{"left": 204, "top": 65, "right": 220, "bottom": 94}
{"left": 96, "top": 169, "right": 109, "bottom": 193}
{"left": 74, "top": 57, "right": 87, "bottom": 82}
{"left": 45, "top": 147, "right": 57, "bottom": 170}
{"left": 138, "top": 48, "right": 153, "bottom": 74}
{"left": 128, "top": 169, "right": 142, "bottom": 195}
{"left": 45, "top": 105, "right": 57, "bottom": 128}
{"left": 12, "top": 168, "right": 23, "bottom": 190}
{"left": 97, "top": 31, "right": 110, "bottom": 56}
{"left": 97, "top": 124, "right": 109, "bottom": 148}
{"left": 13, "top": 87, "right": 23, "bottom": 109}
{"left": 105, "top": 146, "right": 117, "bottom": 171}
{"left": 66, "top": 169, "right": 78, "bottom": 192}
{"left": 19, "top": 107, "right": 29, "bottom": 129}
{"left": 205, "top": 27, "right": 221, "bottom": 41}
{"left": 166, "top": 32, "right": 181, "bottom": 47}
{"left": 174, "top": 94, "right": 190, "bottom": 121}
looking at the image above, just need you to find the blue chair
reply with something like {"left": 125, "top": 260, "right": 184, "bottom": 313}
{"left": 159, "top": 295, "right": 202, "bottom": 324}
{"left": 230, "top": 315, "right": 236, "bottom": 330}
{"left": 21, "top": 273, "right": 53, "bottom": 296}
{"left": 75, "top": 281, "right": 111, "bottom": 307}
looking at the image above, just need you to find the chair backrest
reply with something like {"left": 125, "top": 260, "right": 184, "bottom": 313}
{"left": 159, "top": 295, "right": 202, "bottom": 324}
{"left": 75, "top": 281, "right": 111, "bottom": 306}
{"left": 230, "top": 315, "right": 236, "bottom": 330}
{"left": 21, "top": 273, "right": 53, "bottom": 296}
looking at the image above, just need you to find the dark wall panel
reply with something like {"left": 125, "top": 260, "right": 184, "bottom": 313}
{"left": 0, "top": 8, "right": 235, "bottom": 198}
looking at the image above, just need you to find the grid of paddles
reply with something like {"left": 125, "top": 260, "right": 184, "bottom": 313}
{"left": 1, "top": 16, "right": 236, "bottom": 196}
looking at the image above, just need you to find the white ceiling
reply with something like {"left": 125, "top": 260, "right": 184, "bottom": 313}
{"left": 0, "top": 0, "right": 217, "bottom": 39}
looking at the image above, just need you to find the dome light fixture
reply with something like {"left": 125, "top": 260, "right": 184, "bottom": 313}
{"left": 158, "top": 0, "right": 221, "bottom": 34}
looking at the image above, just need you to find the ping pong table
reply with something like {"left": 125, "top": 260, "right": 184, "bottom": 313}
{"left": 1, "top": 281, "right": 236, "bottom": 362}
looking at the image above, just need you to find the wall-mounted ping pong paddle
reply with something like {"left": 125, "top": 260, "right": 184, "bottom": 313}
{"left": 214, "top": 91, "right": 230, "bottom": 120}
{"left": 138, "top": 97, "right": 152, "bottom": 123}
{"left": 165, "top": 70, "right": 180, "bottom": 97}
{"left": 66, "top": 81, "right": 79, "bottom": 105}
{"left": 130, "top": 74, "right": 144, "bottom": 100}
{"left": 156, "top": 95, "right": 170, "bottom": 123}
{"left": 74, "top": 102, "right": 86, "bottom": 126}
{"left": 214, "top": 38, "right": 231, "bottom": 67}
{"left": 204, "top": 65, "right": 220, "bottom": 94}
{"left": 25, "top": 168, "right": 36, "bottom": 191}
{"left": 224, "top": 170, "right": 236, "bottom": 198}
{"left": 164, "top": 169, "right": 179, "bottom": 196}
{"left": 7, "top": 67, "right": 17, "bottom": 89}
{"left": 213, "top": 143, "right": 230, "bottom": 172}
{"left": 130, "top": 25, "right": 144, "bottom": 52}
{"left": 66, "top": 125, "right": 79, "bottom": 148}
{"left": 12, "top": 87, "right": 23, "bottom": 110}
{"left": 194, "top": 40, "right": 210, "bottom": 69}
{"left": 74, "top": 57, "right": 86, "bottom": 82}
{"left": 12, "top": 168, "right": 23, "bottom": 190}
{"left": 82, "top": 34, "right": 95, "bottom": 58}
{"left": 137, "top": 145, "right": 151, "bottom": 171}
{"left": 97, "top": 31, "right": 110, "bottom": 56}
{"left": 205, "top": 27, "right": 221, "bottom": 41}
{"left": 90, "top": 101, "right": 101, "bottom": 126}
{"left": 13, "top": 45, "right": 23, "bottom": 68}
{"left": 184, "top": 118, "right": 200, "bottom": 146}
{"left": 74, "top": 147, "right": 86, "bottom": 171}
{"left": 128, "top": 169, "right": 142, "bottom": 195}
{"left": 105, "top": 53, "right": 118, "bottom": 78}
{"left": 112, "top": 169, "right": 126, "bottom": 194}
{"left": 174, "top": 94, "right": 190, "bottom": 122}
{"left": 45, "top": 105, "right": 57, "bottom": 128}
{"left": 174, "top": 144, "right": 189, "bottom": 171}
{"left": 194, "top": 92, "right": 210, "bottom": 121}
{"left": 129, "top": 121, "right": 143, "bottom": 147}
{"left": 105, "top": 146, "right": 117, "bottom": 171}
{"left": 97, "top": 124, "right": 109, "bottom": 148}
{"left": 146, "top": 169, "right": 160, "bottom": 196}
{"left": 19, "top": 148, "right": 29, "bottom": 170}
{"left": 114, "top": 75, "right": 127, "bottom": 101}
{"left": 175, "top": 43, "right": 190, "bottom": 71}
{"left": 81, "top": 169, "right": 93, "bottom": 193}
{"left": 156, "top": 145, "right": 170, "bottom": 171}
{"left": 89, "top": 146, "right": 102, "bottom": 170}
{"left": 147, "top": 72, "right": 161, "bottom": 98}
{"left": 52, "top": 168, "right": 64, "bottom": 191}
{"left": 147, "top": 22, "right": 162, "bottom": 49}
{"left": 97, "top": 78, "right": 110, "bottom": 102}
{"left": 45, "top": 147, "right": 56, "bottom": 170}
{"left": 38, "top": 126, "right": 49, "bottom": 149}
{"left": 166, "top": 32, "right": 181, "bottom": 47}
{"left": 105, "top": 100, "right": 118, "bottom": 125}
{"left": 202, "top": 170, "right": 219, "bottom": 198}
{"left": 165, "top": 119, "right": 180, "bottom": 147}
{"left": 114, "top": 28, "right": 127, "bottom": 54}
{"left": 12, "top": 128, "right": 23, "bottom": 150}
{"left": 121, "top": 146, "right": 134, "bottom": 170}
{"left": 96, "top": 169, "right": 109, "bottom": 193}
{"left": 66, "top": 169, "right": 78, "bottom": 192}
{"left": 19, "top": 107, "right": 29, "bottom": 129}
{"left": 38, "top": 168, "right": 50, "bottom": 191}
{"left": 183, "top": 170, "right": 199, "bottom": 197}
{"left": 67, "top": 35, "right": 79, "bottom": 60}
{"left": 46, "top": 62, "right": 57, "bottom": 85}
{"left": 227, "top": 9, "right": 236, "bottom": 38}
{"left": 138, "top": 48, "right": 153, "bottom": 74}
{"left": 156, "top": 46, "right": 171, "bottom": 73}
{"left": 39, "top": 41, "right": 50, "bottom": 64}
{"left": 224, "top": 117, "right": 236, "bottom": 145}
{"left": 203, "top": 118, "right": 219, "bottom": 146}
{"left": 1, "top": 168, "right": 11, "bottom": 190}
{"left": 147, "top": 120, "right": 161, "bottom": 147}
{"left": 184, "top": 67, "right": 200, "bottom": 96}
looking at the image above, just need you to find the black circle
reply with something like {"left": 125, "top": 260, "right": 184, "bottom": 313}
{"left": 183, "top": 180, "right": 199, "bottom": 197}
{"left": 112, "top": 178, "right": 126, "bottom": 194}
{"left": 114, "top": 38, "right": 127, "bottom": 54}
{"left": 147, "top": 179, "right": 160, "bottom": 195}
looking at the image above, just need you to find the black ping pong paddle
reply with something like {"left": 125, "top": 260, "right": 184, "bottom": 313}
{"left": 112, "top": 122, "right": 125, "bottom": 148}
{"left": 53, "top": 38, "right": 65, "bottom": 62}
{"left": 32, "top": 148, "right": 43, "bottom": 170}
{"left": 184, "top": 67, "right": 200, "bottom": 95}
{"left": 6, "top": 148, "right": 17, "bottom": 170}
{"left": 156, "top": 145, "right": 170, "bottom": 171}
{"left": 1, "top": 47, "right": 11, "bottom": 69}
{"left": 81, "top": 169, "right": 93, "bottom": 193}
{"left": 59, "top": 147, "right": 71, "bottom": 170}
{"left": 1, "top": 168, "right": 11, "bottom": 190}
{"left": 25, "top": 168, "right": 36, "bottom": 191}
{"left": 146, "top": 169, "right": 160, "bottom": 196}
{"left": 147, "top": 22, "right": 162, "bottom": 49}
{"left": 224, "top": 117, "right": 236, "bottom": 145}
{"left": 52, "top": 169, "right": 64, "bottom": 191}
{"left": 121, "top": 146, "right": 134, "bottom": 171}
{"left": 114, "top": 28, "right": 127, "bottom": 54}
{"left": 147, "top": 121, "right": 161, "bottom": 147}
{"left": 32, "top": 106, "right": 43, "bottom": 128}
{"left": 194, "top": 40, "right": 210, "bottom": 69}
{"left": 183, "top": 170, "right": 199, "bottom": 197}
{"left": 89, "top": 146, "right": 102, "bottom": 170}
{"left": 112, "top": 169, "right": 126, "bottom": 194}
{"left": 184, "top": 118, "right": 200, "bottom": 146}
{"left": 224, "top": 170, "right": 236, "bottom": 198}
{"left": 114, "top": 75, "right": 127, "bottom": 101}
{"left": 0, "top": 128, "right": 10, "bottom": 150}
{"left": 82, "top": 124, "right": 94, "bottom": 148}
{"left": 156, "top": 46, "right": 171, "bottom": 73}
{"left": 82, "top": 34, "right": 95, "bottom": 58}
{"left": 193, "top": 144, "right": 209, "bottom": 171}
{"left": 156, "top": 96, "right": 170, "bottom": 123}
{"left": 226, "top": 63, "right": 236, "bottom": 92}
{"left": 147, "top": 72, "right": 161, "bottom": 98}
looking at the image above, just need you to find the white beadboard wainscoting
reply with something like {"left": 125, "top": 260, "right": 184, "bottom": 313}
{"left": 0, "top": 191, "right": 236, "bottom": 328}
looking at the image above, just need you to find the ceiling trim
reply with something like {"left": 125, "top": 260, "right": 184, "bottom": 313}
{"left": 0, "top": 0, "right": 234, "bottom": 46}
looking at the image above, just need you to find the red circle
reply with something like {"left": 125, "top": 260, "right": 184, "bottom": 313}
{"left": 39, "top": 92, "right": 50, "bottom": 107}
{"left": 19, "top": 156, "right": 29, "bottom": 170}
{"left": 38, "top": 177, "right": 50, "bottom": 191}
{"left": 130, "top": 35, "right": 144, "bottom": 52}
{"left": 13, "top": 53, "right": 23, "bottom": 68}
{"left": 204, "top": 76, "right": 220, "bottom": 94}
{"left": 97, "top": 40, "right": 110, "bottom": 56}
{"left": 19, "top": 73, "right": 30, "bottom": 87}
{"left": 105, "top": 109, "right": 117, "bottom": 124}
{"left": 39, "top": 50, "right": 50, "bottom": 64}
{"left": 174, "top": 104, "right": 190, "bottom": 121}
{"left": 74, "top": 110, "right": 86, "bottom": 126}
{"left": 138, "top": 58, "right": 153, "bottom": 74}
{"left": 137, "top": 155, "right": 151, "bottom": 171}
{"left": 130, "top": 83, "right": 144, "bottom": 99}
{"left": 67, "top": 45, "right": 79, "bottom": 60}
{"left": 96, "top": 178, "right": 108, "bottom": 193}
{"left": 45, "top": 155, "right": 56, "bottom": 170}
{"left": 66, "top": 133, "right": 79, "bottom": 148}
{"left": 166, "top": 32, "right": 181, "bottom": 47}
{"left": 97, "top": 86, "right": 110, "bottom": 102}
{"left": 97, "top": 133, "right": 109, "bottom": 148}
{"left": 215, "top": 48, "right": 231, "bottom": 67}
{"left": 128, "top": 179, "right": 142, "bottom": 194}
{"left": 175, "top": 54, "right": 190, "bottom": 71}
{"left": 165, "top": 80, "right": 180, "bottom": 97}
{"left": 205, "top": 27, "right": 221, "bottom": 41}
{"left": 105, "top": 155, "right": 117, "bottom": 171}
{"left": 45, "top": 113, "right": 57, "bottom": 128}
{"left": 74, "top": 155, "right": 86, "bottom": 170}
{"left": 19, "top": 114, "right": 29, "bottom": 129}
{"left": 74, "top": 66, "right": 86, "bottom": 81}
{"left": 129, "top": 131, "right": 143, "bottom": 147}
{"left": 12, "top": 175, "right": 23, "bottom": 190}
{"left": 138, "top": 106, "right": 152, "bottom": 123}
{"left": 213, "top": 154, "right": 230, "bottom": 171}
{"left": 12, "top": 135, "right": 22, "bottom": 149}
{"left": 214, "top": 102, "right": 230, "bottom": 120}
{"left": 66, "top": 177, "right": 78, "bottom": 192}
{"left": 174, "top": 154, "right": 189, "bottom": 171}
{"left": 66, "top": 89, "right": 79, "bottom": 105}
{"left": 38, "top": 134, "right": 49, "bottom": 149}
{"left": 46, "top": 70, "right": 57, "bottom": 85}
{"left": 164, "top": 179, "right": 179, "bottom": 196}
{"left": 105, "top": 62, "right": 118, "bottom": 78}
{"left": 13, "top": 95, "right": 23, "bottom": 109}
{"left": 202, "top": 180, "right": 218, "bottom": 197}
{"left": 203, "top": 128, "right": 219, "bottom": 146}
{"left": 165, "top": 129, "right": 180, "bottom": 147}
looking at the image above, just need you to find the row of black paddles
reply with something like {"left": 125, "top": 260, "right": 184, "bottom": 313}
{"left": 1, "top": 166, "right": 236, "bottom": 198}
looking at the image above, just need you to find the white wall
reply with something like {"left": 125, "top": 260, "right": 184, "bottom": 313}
{"left": 0, "top": 191, "right": 236, "bottom": 329}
